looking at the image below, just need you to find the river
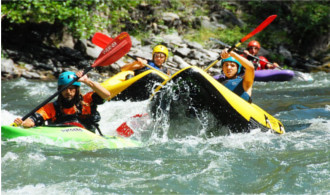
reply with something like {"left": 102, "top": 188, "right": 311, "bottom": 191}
{"left": 1, "top": 71, "right": 329, "bottom": 194}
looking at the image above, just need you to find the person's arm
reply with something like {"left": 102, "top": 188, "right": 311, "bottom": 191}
{"left": 13, "top": 106, "right": 50, "bottom": 128}
{"left": 221, "top": 49, "right": 255, "bottom": 96}
{"left": 232, "top": 52, "right": 254, "bottom": 96}
{"left": 242, "top": 49, "right": 251, "bottom": 58}
{"left": 267, "top": 62, "right": 280, "bottom": 69}
{"left": 76, "top": 71, "right": 111, "bottom": 100}
{"left": 121, "top": 57, "right": 147, "bottom": 71}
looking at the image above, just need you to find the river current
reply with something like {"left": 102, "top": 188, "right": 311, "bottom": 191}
{"left": 1, "top": 71, "right": 329, "bottom": 194}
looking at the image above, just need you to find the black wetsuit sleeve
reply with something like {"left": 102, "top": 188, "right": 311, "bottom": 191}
{"left": 29, "top": 113, "right": 45, "bottom": 126}
{"left": 91, "top": 92, "right": 105, "bottom": 105}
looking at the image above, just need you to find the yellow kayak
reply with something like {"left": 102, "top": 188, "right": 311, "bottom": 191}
{"left": 101, "top": 69, "right": 168, "bottom": 101}
{"left": 150, "top": 66, "right": 285, "bottom": 135}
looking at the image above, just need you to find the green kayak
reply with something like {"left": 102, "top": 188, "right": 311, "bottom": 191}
{"left": 1, "top": 125, "right": 142, "bottom": 151}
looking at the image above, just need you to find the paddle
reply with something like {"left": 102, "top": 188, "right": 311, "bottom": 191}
{"left": 209, "top": 37, "right": 283, "bottom": 70}
{"left": 92, "top": 32, "right": 169, "bottom": 77}
{"left": 91, "top": 32, "right": 113, "bottom": 49}
{"left": 18, "top": 32, "right": 132, "bottom": 129}
{"left": 204, "top": 15, "right": 277, "bottom": 72}
{"left": 116, "top": 113, "right": 148, "bottom": 137}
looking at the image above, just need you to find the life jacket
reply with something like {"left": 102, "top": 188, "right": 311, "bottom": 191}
{"left": 218, "top": 76, "right": 252, "bottom": 103}
{"left": 31, "top": 92, "right": 103, "bottom": 133}
{"left": 246, "top": 55, "right": 268, "bottom": 70}
{"left": 135, "top": 60, "right": 168, "bottom": 75}
{"left": 51, "top": 101, "right": 100, "bottom": 132}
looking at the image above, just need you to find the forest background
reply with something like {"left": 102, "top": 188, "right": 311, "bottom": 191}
{"left": 1, "top": 0, "right": 329, "bottom": 77}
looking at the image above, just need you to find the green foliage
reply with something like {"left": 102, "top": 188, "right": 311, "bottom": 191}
{"left": 2, "top": 0, "right": 328, "bottom": 58}
{"left": 241, "top": 0, "right": 329, "bottom": 53}
{"left": 218, "top": 1, "right": 240, "bottom": 13}
{"left": 289, "top": 1, "right": 329, "bottom": 48}
{"left": 1, "top": 51, "right": 9, "bottom": 59}
{"left": 215, "top": 26, "right": 247, "bottom": 46}
{"left": 268, "top": 53, "right": 285, "bottom": 65}
{"left": 1, "top": 0, "right": 142, "bottom": 39}
{"left": 183, "top": 26, "right": 246, "bottom": 48}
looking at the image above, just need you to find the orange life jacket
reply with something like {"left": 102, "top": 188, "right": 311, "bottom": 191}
{"left": 35, "top": 92, "right": 102, "bottom": 130}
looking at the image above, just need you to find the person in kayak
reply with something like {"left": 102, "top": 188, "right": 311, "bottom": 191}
{"left": 13, "top": 71, "right": 111, "bottom": 132}
{"left": 216, "top": 49, "right": 255, "bottom": 103}
{"left": 242, "top": 40, "right": 279, "bottom": 70}
{"left": 121, "top": 44, "right": 170, "bottom": 75}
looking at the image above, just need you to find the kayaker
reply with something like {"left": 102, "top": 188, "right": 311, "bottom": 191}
{"left": 13, "top": 71, "right": 111, "bottom": 132}
{"left": 121, "top": 45, "right": 170, "bottom": 75}
{"left": 216, "top": 49, "right": 255, "bottom": 103}
{"left": 242, "top": 40, "right": 279, "bottom": 70}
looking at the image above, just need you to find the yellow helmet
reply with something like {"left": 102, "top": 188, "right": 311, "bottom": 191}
{"left": 152, "top": 45, "right": 169, "bottom": 61}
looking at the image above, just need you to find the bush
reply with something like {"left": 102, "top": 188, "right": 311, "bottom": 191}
{"left": 1, "top": 0, "right": 141, "bottom": 39}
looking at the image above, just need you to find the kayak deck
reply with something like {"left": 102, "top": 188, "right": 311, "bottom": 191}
{"left": 1, "top": 125, "right": 142, "bottom": 151}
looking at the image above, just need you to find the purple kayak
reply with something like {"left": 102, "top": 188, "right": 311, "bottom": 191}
{"left": 213, "top": 69, "right": 295, "bottom": 82}
{"left": 254, "top": 69, "right": 294, "bottom": 82}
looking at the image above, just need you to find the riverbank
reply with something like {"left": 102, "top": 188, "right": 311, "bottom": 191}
{"left": 2, "top": 23, "right": 329, "bottom": 82}
{"left": 2, "top": 1, "right": 329, "bottom": 81}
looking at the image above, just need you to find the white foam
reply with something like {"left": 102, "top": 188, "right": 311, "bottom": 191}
{"left": 98, "top": 100, "right": 149, "bottom": 135}
{"left": 1, "top": 109, "right": 18, "bottom": 126}
{"left": 2, "top": 182, "right": 93, "bottom": 195}
{"left": 28, "top": 153, "right": 47, "bottom": 162}
{"left": 2, "top": 152, "right": 19, "bottom": 162}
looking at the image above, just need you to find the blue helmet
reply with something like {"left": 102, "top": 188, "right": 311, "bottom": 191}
{"left": 221, "top": 57, "right": 242, "bottom": 74}
{"left": 58, "top": 71, "right": 81, "bottom": 87}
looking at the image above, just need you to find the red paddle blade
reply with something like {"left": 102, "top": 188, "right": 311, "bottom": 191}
{"left": 92, "top": 32, "right": 132, "bottom": 67}
{"left": 92, "top": 32, "right": 113, "bottom": 49}
{"left": 116, "top": 122, "right": 135, "bottom": 137}
{"left": 240, "top": 15, "right": 277, "bottom": 43}
{"left": 116, "top": 113, "right": 148, "bottom": 137}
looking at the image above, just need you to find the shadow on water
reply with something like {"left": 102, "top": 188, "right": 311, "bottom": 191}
{"left": 284, "top": 123, "right": 312, "bottom": 132}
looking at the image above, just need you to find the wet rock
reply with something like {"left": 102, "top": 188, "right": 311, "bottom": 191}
{"left": 212, "top": 9, "right": 245, "bottom": 27}
{"left": 59, "top": 31, "right": 75, "bottom": 49}
{"left": 59, "top": 46, "right": 84, "bottom": 61}
{"left": 1, "top": 58, "right": 15, "bottom": 74}
{"left": 131, "top": 36, "right": 141, "bottom": 47}
{"left": 279, "top": 45, "right": 293, "bottom": 61}
{"left": 188, "top": 50, "right": 206, "bottom": 61}
{"left": 162, "top": 12, "right": 181, "bottom": 28}
{"left": 86, "top": 46, "right": 102, "bottom": 59}
{"left": 33, "top": 60, "right": 55, "bottom": 71}
{"left": 185, "top": 41, "right": 204, "bottom": 50}
{"left": 174, "top": 47, "right": 191, "bottom": 57}
{"left": 162, "top": 33, "right": 183, "bottom": 46}
{"left": 21, "top": 70, "right": 41, "bottom": 79}
{"left": 74, "top": 39, "right": 87, "bottom": 54}
{"left": 173, "top": 55, "right": 190, "bottom": 69}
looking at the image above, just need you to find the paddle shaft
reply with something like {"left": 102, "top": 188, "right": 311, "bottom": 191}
{"left": 204, "top": 15, "right": 277, "bottom": 72}
{"left": 22, "top": 67, "right": 92, "bottom": 121}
